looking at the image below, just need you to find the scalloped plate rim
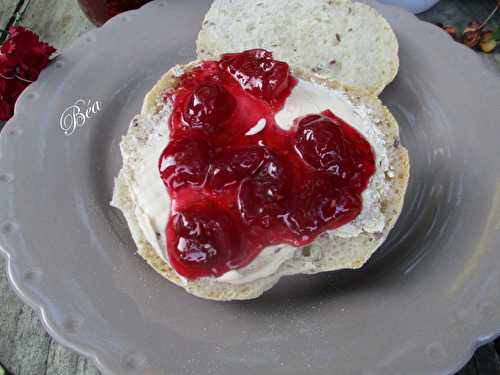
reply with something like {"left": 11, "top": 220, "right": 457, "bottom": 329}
{"left": 0, "top": 1, "right": 499, "bottom": 374}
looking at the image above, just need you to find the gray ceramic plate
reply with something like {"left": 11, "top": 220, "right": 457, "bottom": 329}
{"left": 1, "top": 1, "right": 499, "bottom": 374}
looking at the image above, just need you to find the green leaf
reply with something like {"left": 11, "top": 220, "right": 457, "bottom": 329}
{"left": 493, "top": 26, "right": 500, "bottom": 41}
{"left": 0, "top": 364, "right": 5, "bottom": 375}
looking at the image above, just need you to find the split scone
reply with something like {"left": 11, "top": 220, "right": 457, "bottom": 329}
{"left": 112, "top": 50, "right": 409, "bottom": 300}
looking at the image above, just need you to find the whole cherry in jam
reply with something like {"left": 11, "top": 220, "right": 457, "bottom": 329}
{"left": 285, "top": 174, "right": 362, "bottom": 236}
{"left": 159, "top": 137, "right": 211, "bottom": 190}
{"left": 237, "top": 152, "right": 289, "bottom": 228}
{"left": 182, "top": 83, "right": 236, "bottom": 134}
{"left": 295, "top": 114, "right": 348, "bottom": 173}
{"left": 160, "top": 49, "right": 376, "bottom": 279}
{"left": 166, "top": 203, "right": 240, "bottom": 278}
{"left": 295, "top": 111, "right": 375, "bottom": 192}
{"left": 219, "top": 49, "right": 291, "bottom": 103}
{"left": 208, "top": 146, "right": 268, "bottom": 191}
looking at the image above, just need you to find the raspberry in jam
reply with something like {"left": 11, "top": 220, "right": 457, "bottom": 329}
{"left": 158, "top": 49, "right": 376, "bottom": 279}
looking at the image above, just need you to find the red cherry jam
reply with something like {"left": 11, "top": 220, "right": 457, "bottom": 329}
{"left": 159, "top": 49, "right": 376, "bottom": 279}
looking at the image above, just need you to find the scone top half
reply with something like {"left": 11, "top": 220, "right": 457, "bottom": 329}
{"left": 197, "top": 0, "right": 399, "bottom": 96}
{"left": 112, "top": 49, "right": 408, "bottom": 300}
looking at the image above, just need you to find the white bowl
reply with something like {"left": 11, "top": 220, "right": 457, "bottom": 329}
{"left": 377, "top": 0, "right": 440, "bottom": 14}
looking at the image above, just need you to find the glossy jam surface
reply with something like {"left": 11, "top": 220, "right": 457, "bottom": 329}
{"left": 159, "top": 49, "right": 376, "bottom": 279}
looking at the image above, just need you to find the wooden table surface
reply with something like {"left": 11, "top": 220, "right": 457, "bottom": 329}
{"left": 0, "top": 0, "right": 499, "bottom": 374}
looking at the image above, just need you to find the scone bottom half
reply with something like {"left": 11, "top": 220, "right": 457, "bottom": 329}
{"left": 112, "top": 49, "right": 409, "bottom": 300}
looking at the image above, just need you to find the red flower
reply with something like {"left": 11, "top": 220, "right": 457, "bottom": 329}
{"left": 0, "top": 26, "right": 56, "bottom": 121}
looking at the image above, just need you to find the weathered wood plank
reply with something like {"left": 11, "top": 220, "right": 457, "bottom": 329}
{"left": 0, "top": 0, "right": 20, "bottom": 32}
{"left": 457, "top": 358, "right": 479, "bottom": 375}
{"left": 0, "top": 258, "right": 24, "bottom": 374}
{"left": 473, "top": 343, "right": 500, "bottom": 375}
{"left": 20, "top": 0, "right": 94, "bottom": 50}
{"left": 0, "top": 258, "right": 100, "bottom": 375}
{"left": 45, "top": 341, "right": 100, "bottom": 375}
{"left": 0, "top": 3, "right": 98, "bottom": 374}
{"left": 0, "top": 258, "right": 51, "bottom": 375}
{"left": 8, "top": 307, "right": 51, "bottom": 375}
{"left": 456, "top": 343, "right": 500, "bottom": 375}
